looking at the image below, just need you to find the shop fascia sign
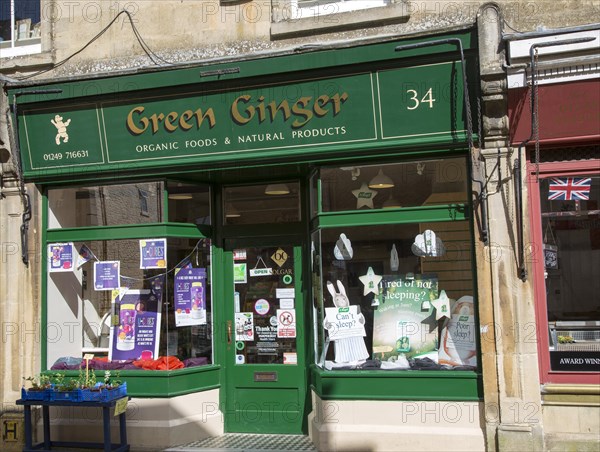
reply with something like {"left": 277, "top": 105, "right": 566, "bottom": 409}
{"left": 125, "top": 91, "right": 349, "bottom": 135}
{"left": 17, "top": 60, "right": 470, "bottom": 177}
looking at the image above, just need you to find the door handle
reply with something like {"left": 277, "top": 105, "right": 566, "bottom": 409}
{"left": 227, "top": 320, "right": 232, "bottom": 344}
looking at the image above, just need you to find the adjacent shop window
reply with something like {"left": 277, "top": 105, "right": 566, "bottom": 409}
{"left": 48, "top": 182, "right": 164, "bottom": 228}
{"left": 46, "top": 238, "right": 212, "bottom": 370}
{"left": 0, "top": 0, "right": 41, "bottom": 57}
{"left": 223, "top": 182, "right": 300, "bottom": 225}
{"left": 312, "top": 159, "right": 477, "bottom": 371}
{"left": 539, "top": 174, "right": 600, "bottom": 373}
{"left": 167, "top": 181, "right": 211, "bottom": 225}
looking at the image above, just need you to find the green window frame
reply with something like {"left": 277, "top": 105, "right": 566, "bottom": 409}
{"left": 309, "top": 156, "right": 482, "bottom": 401}
{"left": 41, "top": 180, "right": 220, "bottom": 398}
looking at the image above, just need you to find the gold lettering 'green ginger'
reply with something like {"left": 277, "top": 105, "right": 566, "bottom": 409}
{"left": 126, "top": 92, "right": 349, "bottom": 135}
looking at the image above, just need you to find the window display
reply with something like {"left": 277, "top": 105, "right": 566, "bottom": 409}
{"left": 540, "top": 175, "right": 600, "bottom": 372}
{"left": 313, "top": 223, "right": 476, "bottom": 371}
{"left": 46, "top": 177, "right": 213, "bottom": 372}
{"left": 46, "top": 238, "right": 212, "bottom": 371}
{"left": 312, "top": 158, "right": 476, "bottom": 372}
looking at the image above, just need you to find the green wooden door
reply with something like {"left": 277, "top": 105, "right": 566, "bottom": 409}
{"left": 223, "top": 238, "right": 308, "bottom": 434}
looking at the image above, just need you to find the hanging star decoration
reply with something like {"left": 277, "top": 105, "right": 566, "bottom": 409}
{"left": 359, "top": 266, "right": 383, "bottom": 296}
{"left": 352, "top": 183, "right": 378, "bottom": 209}
{"left": 430, "top": 290, "right": 451, "bottom": 321}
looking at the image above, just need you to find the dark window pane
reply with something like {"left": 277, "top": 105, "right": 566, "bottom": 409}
{"left": 48, "top": 182, "right": 164, "bottom": 228}
{"left": 167, "top": 181, "right": 211, "bottom": 225}
{"left": 224, "top": 182, "right": 300, "bottom": 225}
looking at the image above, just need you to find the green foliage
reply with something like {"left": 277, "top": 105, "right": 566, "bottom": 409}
{"left": 558, "top": 335, "right": 575, "bottom": 344}
{"left": 23, "top": 374, "right": 52, "bottom": 390}
{"left": 102, "top": 370, "right": 122, "bottom": 389}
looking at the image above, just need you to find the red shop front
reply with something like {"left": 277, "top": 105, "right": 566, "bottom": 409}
{"left": 508, "top": 28, "right": 600, "bottom": 385}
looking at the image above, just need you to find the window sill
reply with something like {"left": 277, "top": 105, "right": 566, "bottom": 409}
{"left": 0, "top": 42, "right": 42, "bottom": 59}
{"left": 0, "top": 49, "right": 52, "bottom": 72}
{"left": 542, "top": 384, "right": 600, "bottom": 406}
{"left": 271, "top": 2, "right": 410, "bottom": 40}
{"left": 311, "top": 365, "right": 481, "bottom": 401}
{"left": 542, "top": 383, "right": 600, "bottom": 395}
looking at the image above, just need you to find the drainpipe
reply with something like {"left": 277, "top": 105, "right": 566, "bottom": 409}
{"left": 514, "top": 36, "right": 596, "bottom": 281}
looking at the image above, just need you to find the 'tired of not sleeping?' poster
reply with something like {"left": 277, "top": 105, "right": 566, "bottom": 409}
{"left": 109, "top": 289, "right": 162, "bottom": 362}
{"left": 372, "top": 275, "right": 438, "bottom": 360}
{"left": 174, "top": 267, "right": 207, "bottom": 326}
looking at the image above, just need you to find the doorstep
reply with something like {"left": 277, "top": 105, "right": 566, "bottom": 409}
{"left": 164, "top": 434, "right": 317, "bottom": 452}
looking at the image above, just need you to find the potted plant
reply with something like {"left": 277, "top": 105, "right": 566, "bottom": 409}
{"left": 101, "top": 370, "right": 121, "bottom": 389}
{"left": 22, "top": 374, "right": 53, "bottom": 400}
{"left": 98, "top": 370, "right": 127, "bottom": 401}
{"left": 51, "top": 372, "right": 84, "bottom": 401}
{"left": 77, "top": 370, "right": 126, "bottom": 402}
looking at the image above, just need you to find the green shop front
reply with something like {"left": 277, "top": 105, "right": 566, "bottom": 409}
{"left": 11, "top": 28, "right": 486, "bottom": 450}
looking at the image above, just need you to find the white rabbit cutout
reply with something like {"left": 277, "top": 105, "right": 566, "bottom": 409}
{"left": 324, "top": 280, "right": 369, "bottom": 364}
{"left": 327, "top": 280, "right": 349, "bottom": 307}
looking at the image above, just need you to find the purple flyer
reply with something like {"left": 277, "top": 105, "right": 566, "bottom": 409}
{"left": 139, "top": 238, "right": 167, "bottom": 269}
{"left": 109, "top": 290, "right": 162, "bottom": 362}
{"left": 94, "top": 261, "right": 120, "bottom": 291}
{"left": 48, "top": 243, "right": 74, "bottom": 272}
{"left": 174, "top": 268, "right": 207, "bottom": 326}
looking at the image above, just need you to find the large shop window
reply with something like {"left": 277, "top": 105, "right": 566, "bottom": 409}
{"left": 311, "top": 158, "right": 479, "bottom": 372}
{"left": 45, "top": 181, "right": 213, "bottom": 373}
{"left": 539, "top": 174, "right": 600, "bottom": 374}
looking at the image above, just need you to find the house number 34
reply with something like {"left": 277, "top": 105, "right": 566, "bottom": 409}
{"left": 406, "top": 88, "right": 436, "bottom": 110}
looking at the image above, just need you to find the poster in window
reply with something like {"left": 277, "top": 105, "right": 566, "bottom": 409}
{"left": 174, "top": 268, "right": 207, "bottom": 326}
{"left": 438, "top": 295, "right": 477, "bottom": 367}
{"left": 94, "top": 261, "right": 120, "bottom": 291}
{"left": 235, "top": 313, "right": 254, "bottom": 341}
{"left": 109, "top": 289, "right": 162, "bottom": 361}
{"left": 48, "top": 242, "right": 74, "bottom": 272}
{"left": 324, "top": 306, "right": 366, "bottom": 340}
{"left": 543, "top": 244, "right": 559, "bottom": 270}
{"left": 139, "top": 238, "right": 167, "bottom": 269}
{"left": 277, "top": 309, "right": 296, "bottom": 338}
{"left": 234, "top": 263, "right": 247, "bottom": 284}
{"left": 372, "top": 275, "right": 438, "bottom": 361}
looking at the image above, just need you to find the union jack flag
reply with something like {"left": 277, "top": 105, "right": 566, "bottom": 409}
{"left": 548, "top": 177, "right": 591, "bottom": 201}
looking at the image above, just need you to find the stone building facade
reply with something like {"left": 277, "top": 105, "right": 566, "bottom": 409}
{"left": 1, "top": 1, "right": 598, "bottom": 450}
